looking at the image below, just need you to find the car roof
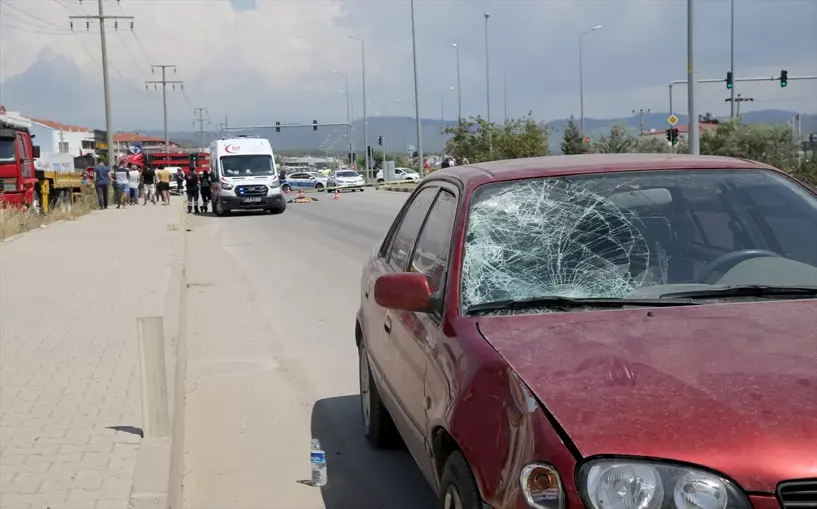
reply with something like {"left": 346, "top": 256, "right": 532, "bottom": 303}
{"left": 425, "top": 153, "right": 777, "bottom": 188}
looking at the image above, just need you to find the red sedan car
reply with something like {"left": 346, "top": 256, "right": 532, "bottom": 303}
{"left": 355, "top": 154, "right": 817, "bottom": 509}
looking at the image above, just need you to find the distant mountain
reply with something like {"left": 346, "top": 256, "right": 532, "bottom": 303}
{"left": 138, "top": 110, "right": 816, "bottom": 155}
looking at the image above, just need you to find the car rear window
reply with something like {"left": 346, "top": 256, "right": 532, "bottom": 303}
{"left": 461, "top": 169, "right": 817, "bottom": 310}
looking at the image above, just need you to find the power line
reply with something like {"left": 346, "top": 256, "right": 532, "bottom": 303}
{"left": 51, "top": 0, "right": 81, "bottom": 15}
{"left": 145, "top": 65, "right": 184, "bottom": 153}
{"left": 0, "top": 0, "right": 69, "bottom": 30}
{"left": 0, "top": 21, "right": 73, "bottom": 34}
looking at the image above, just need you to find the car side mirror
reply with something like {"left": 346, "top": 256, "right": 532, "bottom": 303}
{"left": 32, "top": 145, "right": 41, "bottom": 159}
{"left": 374, "top": 272, "right": 432, "bottom": 312}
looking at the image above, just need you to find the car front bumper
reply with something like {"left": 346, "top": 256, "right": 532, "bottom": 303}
{"left": 334, "top": 181, "right": 365, "bottom": 189}
{"left": 219, "top": 193, "right": 285, "bottom": 211}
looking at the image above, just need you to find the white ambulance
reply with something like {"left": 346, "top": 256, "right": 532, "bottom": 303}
{"left": 209, "top": 136, "right": 286, "bottom": 216}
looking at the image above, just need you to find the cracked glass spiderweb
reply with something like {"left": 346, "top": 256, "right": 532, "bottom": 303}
{"left": 462, "top": 178, "right": 654, "bottom": 309}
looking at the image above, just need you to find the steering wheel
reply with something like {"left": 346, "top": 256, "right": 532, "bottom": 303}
{"left": 698, "top": 249, "right": 781, "bottom": 284}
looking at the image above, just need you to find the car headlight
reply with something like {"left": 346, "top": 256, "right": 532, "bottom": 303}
{"left": 269, "top": 180, "right": 280, "bottom": 189}
{"left": 520, "top": 463, "right": 564, "bottom": 509}
{"left": 579, "top": 459, "right": 750, "bottom": 509}
{"left": 220, "top": 182, "right": 234, "bottom": 190}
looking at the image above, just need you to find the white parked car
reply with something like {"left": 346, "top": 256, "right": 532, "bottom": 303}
{"left": 327, "top": 169, "right": 366, "bottom": 192}
{"left": 375, "top": 167, "right": 420, "bottom": 183}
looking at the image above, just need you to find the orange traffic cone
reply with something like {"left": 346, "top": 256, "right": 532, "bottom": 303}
{"left": 333, "top": 190, "right": 340, "bottom": 201}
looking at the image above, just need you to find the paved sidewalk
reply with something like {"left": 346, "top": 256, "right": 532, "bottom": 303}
{"left": 0, "top": 201, "right": 185, "bottom": 509}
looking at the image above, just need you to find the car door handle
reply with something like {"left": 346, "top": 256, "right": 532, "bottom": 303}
{"left": 384, "top": 316, "right": 392, "bottom": 334}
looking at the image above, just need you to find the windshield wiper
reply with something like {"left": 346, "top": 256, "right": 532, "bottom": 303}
{"left": 660, "top": 285, "right": 817, "bottom": 300}
{"left": 468, "top": 295, "right": 698, "bottom": 314}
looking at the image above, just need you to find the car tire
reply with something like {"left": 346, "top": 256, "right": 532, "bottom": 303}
{"left": 359, "top": 342, "right": 398, "bottom": 449}
{"left": 214, "top": 198, "right": 225, "bottom": 217}
{"left": 282, "top": 184, "right": 291, "bottom": 193}
{"left": 270, "top": 201, "right": 286, "bottom": 214}
{"left": 315, "top": 184, "right": 324, "bottom": 192}
{"left": 439, "top": 451, "right": 483, "bottom": 509}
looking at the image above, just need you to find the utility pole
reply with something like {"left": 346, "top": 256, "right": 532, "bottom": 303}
{"left": 633, "top": 108, "right": 650, "bottom": 135}
{"left": 193, "top": 107, "right": 210, "bottom": 150}
{"left": 69, "top": 1, "right": 133, "bottom": 166}
{"left": 145, "top": 65, "right": 183, "bottom": 153}
{"left": 724, "top": 94, "right": 753, "bottom": 118}
{"left": 687, "top": 0, "right": 699, "bottom": 155}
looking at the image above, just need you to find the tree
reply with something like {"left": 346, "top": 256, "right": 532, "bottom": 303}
{"left": 444, "top": 112, "right": 549, "bottom": 163}
{"left": 592, "top": 124, "right": 637, "bottom": 153}
{"left": 560, "top": 115, "right": 588, "bottom": 155}
{"left": 632, "top": 136, "right": 672, "bottom": 154}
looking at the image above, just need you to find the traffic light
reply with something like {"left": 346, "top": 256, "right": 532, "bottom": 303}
{"left": 665, "top": 128, "right": 679, "bottom": 145}
{"left": 726, "top": 71, "right": 733, "bottom": 89}
{"left": 275, "top": 121, "right": 281, "bottom": 133}
{"left": 376, "top": 135, "right": 383, "bottom": 146}
{"left": 367, "top": 145, "right": 373, "bottom": 158}
{"left": 780, "top": 69, "right": 788, "bottom": 88}
{"left": 313, "top": 120, "right": 318, "bottom": 131}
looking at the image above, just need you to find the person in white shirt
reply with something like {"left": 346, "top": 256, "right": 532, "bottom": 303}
{"left": 127, "top": 165, "right": 141, "bottom": 205}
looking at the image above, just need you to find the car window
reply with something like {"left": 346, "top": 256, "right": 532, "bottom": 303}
{"left": 460, "top": 169, "right": 817, "bottom": 310}
{"left": 409, "top": 191, "right": 457, "bottom": 296}
{"left": 386, "top": 187, "right": 438, "bottom": 270}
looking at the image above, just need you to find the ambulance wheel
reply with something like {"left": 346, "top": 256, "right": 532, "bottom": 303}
{"left": 270, "top": 202, "right": 286, "bottom": 215}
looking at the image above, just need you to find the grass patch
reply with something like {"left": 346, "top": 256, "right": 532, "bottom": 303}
{"left": 0, "top": 184, "right": 98, "bottom": 240}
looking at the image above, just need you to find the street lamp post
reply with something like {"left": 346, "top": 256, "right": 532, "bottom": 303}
{"left": 331, "top": 69, "right": 352, "bottom": 161}
{"left": 729, "top": 0, "right": 736, "bottom": 118}
{"left": 687, "top": 0, "right": 699, "bottom": 154}
{"left": 484, "top": 12, "right": 492, "bottom": 156}
{"left": 410, "top": 0, "right": 423, "bottom": 174}
{"left": 349, "top": 36, "right": 369, "bottom": 178}
{"left": 452, "top": 43, "right": 462, "bottom": 123}
{"left": 441, "top": 86, "right": 455, "bottom": 155}
{"left": 579, "top": 24, "right": 602, "bottom": 134}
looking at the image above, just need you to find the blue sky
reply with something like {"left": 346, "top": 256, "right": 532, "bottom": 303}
{"left": 0, "top": 0, "right": 815, "bottom": 131}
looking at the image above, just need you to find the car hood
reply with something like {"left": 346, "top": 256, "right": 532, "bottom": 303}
{"left": 476, "top": 299, "right": 817, "bottom": 492}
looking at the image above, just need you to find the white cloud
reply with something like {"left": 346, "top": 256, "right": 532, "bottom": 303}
{"left": 1, "top": 0, "right": 815, "bottom": 130}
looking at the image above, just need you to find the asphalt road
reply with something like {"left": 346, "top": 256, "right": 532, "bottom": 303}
{"left": 182, "top": 189, "right": 439, "bottom": 509}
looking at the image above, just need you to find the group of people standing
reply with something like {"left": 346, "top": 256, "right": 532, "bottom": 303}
{"left": 92, "top": 160, "right": 213, "bottom": 213}
{"left": 92, "top": 160, "right": 190, "bottom": 210}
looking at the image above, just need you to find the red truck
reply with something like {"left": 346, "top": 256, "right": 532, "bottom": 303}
{"left": 0, "top": 120, "right": 83, "bottom": 212}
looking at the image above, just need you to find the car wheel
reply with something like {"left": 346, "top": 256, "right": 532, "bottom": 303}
{"left": 359, "top": 342, "right": 398, "bottom": 448}
{"left": 214, "top": 198, "right": 225, "bottom": 217}
{"left": 315, "top": 184, "right": 324, "bottom": 192}
{"left": 270, "top": 201, "right": 286, "bottom": 214}
{"left": 439, "top": 451, "right": 482, "bottom": 509}
{"left": 282, "top": 184, "right": 291, "bottom": 193}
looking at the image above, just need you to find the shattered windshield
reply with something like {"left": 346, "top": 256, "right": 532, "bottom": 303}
{"left": 461, "top": 169, "right": 817, "bottom": 311}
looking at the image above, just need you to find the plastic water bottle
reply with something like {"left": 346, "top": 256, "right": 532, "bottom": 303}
{"left": 310, "top": 438, "right": 327, "bottom": 487}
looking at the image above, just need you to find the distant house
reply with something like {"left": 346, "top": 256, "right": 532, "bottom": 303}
{"left": 0, "top": 105, "right": 96, "bottom": 156}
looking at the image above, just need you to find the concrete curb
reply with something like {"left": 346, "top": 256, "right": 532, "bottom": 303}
{"left": 127, "top": 200, "right": 189, "bottom": 509}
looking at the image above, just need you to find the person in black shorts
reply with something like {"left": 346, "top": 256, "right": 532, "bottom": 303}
{"left": 142, "top": 165, "right": 157, "bottom": 205}
{"left": 185, "top": 169, "right": 200, "bottom": 213}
